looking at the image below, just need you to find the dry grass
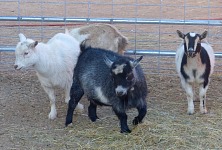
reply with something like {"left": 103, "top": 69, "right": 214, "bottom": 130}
{"left": 1, "top": 70, "right": 222, "bottom": 149}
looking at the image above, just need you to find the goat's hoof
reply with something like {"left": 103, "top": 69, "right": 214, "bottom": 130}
{"left": 89, "top": 116, "right": 99, "bottom": 122}
{"left": 48, "top": 112, "right": 57, "bottom": 120}
{"left": 65, "top": 119, "right": 73, "bottom": 127}
{"left": 120, "top": 129, "right": 131, "bottom": 133}
{"left": 187, "top": 112, "right": 194, "bottom": 115}
{"left": 187, "top": 109, "right": 194, "bottom": 115}
{"left": 200, "top": 108, "right": 207, "bottom": 114}
{"left": 132, "top": 117, "right": 141, "bottom": 125}
{"left": 65, "top": 123, "right": 73, "bottom": 127}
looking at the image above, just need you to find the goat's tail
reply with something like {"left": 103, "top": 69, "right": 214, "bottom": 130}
{"left": 80, "top": 40, "right": 90, "bottom": 52}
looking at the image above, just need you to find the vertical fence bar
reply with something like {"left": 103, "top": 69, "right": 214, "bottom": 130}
{"left": 41, "top": 0, "right": 43, "bottom": 41}
{"left": 18, "top": 0, "right": 20, "bottom": 33}
{"left": 157, "top": 0, "right": 162, "bottom": 74}
{"left": 208, "top": 0, "right": 211, "bottom": 39}
{"left": 64, "top": 0, "right": 67, "bottom": 27}
{"left": 183, "top": 0, "right": 186, "bottom": 32}
{"left": 134, "top": 0, "right": 138, "bottom": 58}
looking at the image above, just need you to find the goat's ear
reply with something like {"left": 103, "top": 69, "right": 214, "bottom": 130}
{"left": 19, "top": 33, "right": 27, "bottom": 42}
{"left": 104, "top": 55, "right": 114, "bottom": 68}
{"left": 200, "top": 30, "right": 208, "bottom": 40}
{"left": 130, "top": 56, "right": 143, "bottom": 68}
{"left": 176, "top": 30, "right": 185, "bottom": 39}
{"left": 28, "top": 41, "right": 38, "bottom": 49}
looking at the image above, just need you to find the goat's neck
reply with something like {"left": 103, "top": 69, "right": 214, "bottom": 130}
{"left": 186, "top": 52, "right": 201, "bottom": 67}
{"left": 33, "top": 43, "right": 52, "bottom": 76}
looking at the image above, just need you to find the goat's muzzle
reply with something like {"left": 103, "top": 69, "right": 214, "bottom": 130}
{"left": 186, "top": 48, "right": 196, "bottom": 58}
{"left": 116, "top": 91, "right": 125, "bottom": 97}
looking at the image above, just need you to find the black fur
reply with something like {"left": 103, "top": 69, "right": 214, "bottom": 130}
{"left": 65, "top": 47, "right": 148, "bottom": 133}
{"left": 200, "top": 47, "right": 211, "bottom": 88}
{"left": 180, "top": 53, "right": 189, "bottom": 80}
{"left": 192, "top": 69, "right": 197, "bottom": 78}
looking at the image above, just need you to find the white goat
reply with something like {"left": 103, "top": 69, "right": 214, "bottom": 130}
{"left": 14, "top": 33, "right": 84, "bottom": 120}
{"left": 175, "top": 30, "right": 215, "bottom": 115}
{"left": 69, "top": 23, "right": 128, "bottom": 54}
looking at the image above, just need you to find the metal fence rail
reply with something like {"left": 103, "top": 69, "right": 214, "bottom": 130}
{"left": 2, "top": 46, "right": 222, "bottom": 58}
{"left": 1, "top": 16, "right": 222, "bottom": 26}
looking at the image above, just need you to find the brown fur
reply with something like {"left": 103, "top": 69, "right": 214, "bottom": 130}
{"left": 69, "top": 24, "right": 128, "bottom": 54}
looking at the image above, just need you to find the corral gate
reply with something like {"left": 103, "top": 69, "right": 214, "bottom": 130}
{"left": 0, "top": 0, "right": 222, "bottom": 75}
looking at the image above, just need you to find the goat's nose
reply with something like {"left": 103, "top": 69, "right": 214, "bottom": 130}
{"left": 188, "top": 51, "right": 193, "bottom": 54}
{"left": 14, "top": 65, "right": 18, "bottom": 69}
{"left": 116, "top": 91, "right": 124, "bottom": 97}
{"left": 188, "top": 48, "right": 194, "bottom": 51}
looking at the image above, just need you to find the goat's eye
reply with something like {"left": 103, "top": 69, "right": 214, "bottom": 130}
{"left": 126, "top": 73, "right": 134, "bottom": 81}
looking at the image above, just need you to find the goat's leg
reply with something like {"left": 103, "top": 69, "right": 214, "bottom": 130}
{"left": 181, "top": 80, "right": 194, "bottom": 114}
{"left": 199, "top": 84, "right": 208, "bottom": 114}
{"left": 65, "top": 80, "right": 84, "bottom": 126}
{"left": 65, "top": 86, "right": 84, "bottom": 114}
{"left": 133, "top": 101, "right": 147, "bottom": 125}
{"left": 64, "top": 87, "right": 71, "bottom": 104}
{"left": 42, "top": 86, "right": 57, "bottom": 120}
{"left": 88, "top": 101, "right": 99, "bottom": 122}
{"left": 113, "top": 108, "right": 131, "bottom": 133}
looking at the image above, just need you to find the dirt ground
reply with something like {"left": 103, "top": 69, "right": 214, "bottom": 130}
{"left": 1, "top": 70, "right": 222, "bottom": 149}
{"left": 1, "top": 0, "right": 222, "bottom": 150}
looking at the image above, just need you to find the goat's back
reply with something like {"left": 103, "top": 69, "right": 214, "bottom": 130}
{"left": 75, "top": 48, "right": 125, "bottom": 88}
{"left": 74, "top": 47, "right": 147, "bottom": 104}
{"left": 69, "top": 24, "right": 128, "bottom": 54}
{"left": 36, "top": 33, "right": 80, "bottom": 88}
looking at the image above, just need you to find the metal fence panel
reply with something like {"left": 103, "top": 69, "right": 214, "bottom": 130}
{"left": 0, "top": 0, "right": 222, "bottom": 75}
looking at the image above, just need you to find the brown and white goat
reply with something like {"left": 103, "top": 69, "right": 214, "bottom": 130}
{"left": 175, "top": 30, "right": 215, "bottom": 115}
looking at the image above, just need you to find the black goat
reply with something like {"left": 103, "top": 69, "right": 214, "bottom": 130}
{"left": 65, "top": 46, "right": 148, "bottom": 133}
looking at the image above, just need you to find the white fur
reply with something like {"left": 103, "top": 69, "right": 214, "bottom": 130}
{"left": 95, "top": 87, "right": 110, "bottom": 105}
{"left": 176, "top": 41, "right": 215, "bottom": 114}
{"left": 69, "top": 28, "right": 89, "bottom": 43}
{"left": 115, "top": 85, "right": 128, "bottom": 96}
{"left": 14, "top": 33, "right": 84, "bottom": 120}
{"left": 112, "top": 64, "right": 126, "bottom": 75}
{"left": 189, "top": 32, "right": 196, "bottom": 37}
{"left": 69, "top": 24, "right": 128, "bottom": 54}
